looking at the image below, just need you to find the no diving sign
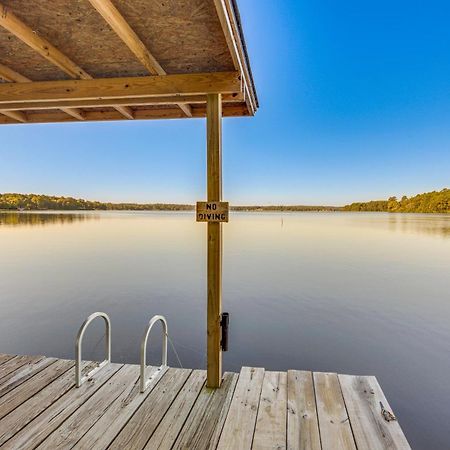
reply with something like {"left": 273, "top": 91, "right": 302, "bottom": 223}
{"left": 196, "top": 201, "right": 229, "bottom": 223}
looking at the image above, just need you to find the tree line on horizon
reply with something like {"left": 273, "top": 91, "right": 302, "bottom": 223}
{"left": 0, "top": 189, "right": 448, "bottom": 213}
{"left": 0, "top": 193, "right": 340, "bottom": 212}
{"left": 343, "top": 189, "right": 449, "bottom": 213}
{"left": 0, "top": 193, "right": 193, "bottom": 211}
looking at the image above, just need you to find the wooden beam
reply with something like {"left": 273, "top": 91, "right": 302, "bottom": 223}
{"left": 0, "top": 4, "right": 90, "bottom": 79}
{"left": 0, "top": 110, "right": 27, "bottom": 123}
{"left": 0, "top": 64, "right": 27, "bottom": 121}
{"left": 88, "top": 0, "right": 163, "bottom": 75}
{"left": 86, "top": 0, "right": 192, "bottom": 117}
{"left": 0, "top": 62, "right": 85, "bottom": 121}
{"left": 0, "top": 62, "right": 29, "bottom": 83}
{"left": 206, "top": 93, "right": 223, "bottom": 388}
{"left": 213, "top": 0, "right": 256, "bottom": 115}
{"left": 0, "top": 93, "right": 244, "bottom": 111}
{"left": 0, "top": 103, "right": 249, "bottom": 125}
{"left": 59, "top": 107, "right": 85, "bottom": 121}
{"left": 0, "top": 64, "right": 84, "bottom": 122}
{"left": 0, "top": 72, "right": 241, "bottom": 104}
{"left": 0, "top": 3, "right": 132, "bottom": 119}
{"left": 114, "top": 105, "right": 134, "bottom": 120}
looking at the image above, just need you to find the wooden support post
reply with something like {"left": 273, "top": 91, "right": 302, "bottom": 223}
{"left": 207, "top": 93, "right": 223, "bottom": 388}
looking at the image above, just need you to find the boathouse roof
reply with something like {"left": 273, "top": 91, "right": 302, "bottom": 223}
{"left": 0, "top": 0, "right": 258, "bottom": 124}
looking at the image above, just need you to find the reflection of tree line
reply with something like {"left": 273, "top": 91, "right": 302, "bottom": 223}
{"left": 385, "top": 216, "right": 450, "bottom": 238}
{"left": 0, "top": 212, "right": 97, "bottom": 227}
{"left": 2, "top": 211, "right": 448, "bottom": 238}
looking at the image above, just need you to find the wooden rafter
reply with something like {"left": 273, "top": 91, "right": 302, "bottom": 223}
{"left": 0, "top": 3, "right": 134, "bottom": 120}
{"left": 0, "top": 110, "right": 27, "bottom": 123}
{"left": 0, "top": 72, "right": 241, "bottom": 104}
{"left": 0, "top": 63, "right": 28, "bottom": 122}
{"left": 0, "top": 93, "right": 244, "bottom": 112}
{"left": 87, "top": 0, "right": 192, "bottom": 118}
{"left": 0, "top": 62, "right": 85, "bottom": 121}
{"left": 0, "top": 62, "right": 29, "bottom": 83}
{"left": 0, "top": 104, "right": 248, "bottom": 125}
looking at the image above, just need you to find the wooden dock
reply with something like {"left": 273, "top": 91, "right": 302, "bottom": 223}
{"left": 0, "top": 353, "right": 410, "bottom": 449}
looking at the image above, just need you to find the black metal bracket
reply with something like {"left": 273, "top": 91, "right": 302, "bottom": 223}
{"left": 220, "top": 312, "right": 229, "bottom": 352}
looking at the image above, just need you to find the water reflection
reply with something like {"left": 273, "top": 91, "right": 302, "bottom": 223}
{"left": 0, "top": 211, "right": 99, "bottom": 227}
{"left": 0, "top": 211, "right": 449, "bottom": 237}
{"left": 348, "top": 213, "right": 450, "bottom": 238}
{"left": 0, "top": 211, "right": 449, "bottom": 449}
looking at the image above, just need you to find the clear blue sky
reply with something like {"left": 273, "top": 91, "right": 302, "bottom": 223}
{"left": 1, "top": 0, "right": 449, "bottom": 205}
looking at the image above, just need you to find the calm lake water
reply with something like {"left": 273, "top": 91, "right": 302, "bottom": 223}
{"left": 0, "top": 211, "right": 449, "bottom": 449}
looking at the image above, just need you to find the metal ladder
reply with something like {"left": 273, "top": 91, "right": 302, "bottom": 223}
{"left": 75, "top": 312, "right": 168, "bottom": 392}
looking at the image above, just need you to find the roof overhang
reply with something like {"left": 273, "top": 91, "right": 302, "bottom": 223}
{"left": 0, "top": 0, "right": 258, "bottom": 125}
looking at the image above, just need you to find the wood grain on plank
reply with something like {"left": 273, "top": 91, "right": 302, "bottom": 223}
{"left": 75, "top": 365, "right": 168, "bottom": 449}
{"left": 172, "top": 372, "right": 238, "bottom": 450}
{"left": 253, "top": 371, "right": 287, "bottom": 450}
{"left": 0, "top": 357, "right": 56, "bottom": 398}
{"left": 0, "top": 103, "right": 249, "bottom": 125}
{"left": 287, "top": 370, "right": 321, "bottom": 450}
{"left": 217, "top": 367, "right": 265, "bottom": 450}
{"left": 145, "top": 370, "right": 207, "bottom": 449}
{"left": 2, "top": 363, "right": 122, "bottom": 450}
{"left": 0, "top": 354, "right": 15, "bottom": 367}
{"left": 339, "top": 374, "right": 411, "bottom": 450}
{"left": 0, "top": 93, "right": 243, "bottom": 112}
{"left": 313, "top": 372, "right": 356, "bottom": 450}
{"left": 109, "top": 368, "right": 191, "bottom": 449}
{"left": 0, "top": 72, "right": 241, "bottom": 104}
{"left": 36, "top": 364, "right": 138, "bottom": 449}
{"left": 209, "top": 372, "right": 240, "bottom": 449}
{"left": 0, "top": 355, "right": 43, "bottom": 383}
{"left": 0, "top": 359, "right": 73, "bottom": 421}
{"left": 0, "top": 361, "right": 95, "bottom": 446}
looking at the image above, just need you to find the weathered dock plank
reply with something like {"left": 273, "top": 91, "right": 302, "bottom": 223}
{"left": 0, "top": 355, "right": 44, "bottom": 383}
{"left": 314, "top": 372, "right": 357, "bottom": 450}
{"left": 172, "top": 371, "right": 238, "bottom": 450}
{"left": 76, "top": 366, "right": 168, "bottom": 449}
{"left": 339, "top": 374, "right": 411, "bottom": 450}
{"left": 0, "top": 359, "right": 73, "bottom": 421}
{"left": 253, "top": 370, "right": 288, "bottom": 450}
{"left": 0, "top": 362, "right": 95, "bottom": 446}
{"left": 145, "top": 369, "right": 207, "bottom": 449}
{"left": 0, "top": 354, "right": 15, "bottom": 367}
{"left": 217, "top": 366, "right": 265, "bottom": 450}
{"left": 0, "top": 354, "right": 411, "bottom": 450}
{"left": 1, "top": 363, "right": 122, "bottom": 449}
{"left": 37, "top": 365, "right": 138, "bottom": 449}
{"left": 287, "top": 370, "right": 321, "bottom": 450}
{"left": 0, "top": 356, "right": 56, "bottom": 398}
{"left": 108, "top": 368, "right": 191, "bottom": 449}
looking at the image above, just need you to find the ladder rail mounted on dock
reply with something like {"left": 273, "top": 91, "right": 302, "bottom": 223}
{"left": 140, "top": 315, "right": 169, "bottom": 393}
{"left": 75, "top": 312, "right": 111, "bottom": 387}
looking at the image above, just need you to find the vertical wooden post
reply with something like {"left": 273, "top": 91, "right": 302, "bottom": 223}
{"left": 206, "top": 93, "right": 222, "bottom": 388}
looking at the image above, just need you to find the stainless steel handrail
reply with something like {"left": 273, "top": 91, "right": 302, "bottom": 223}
{"left": 75, "top": 312, "right": 111, "bottom": 387}
{"left": 140, "top": 315, "right": 168, "bottom": 393}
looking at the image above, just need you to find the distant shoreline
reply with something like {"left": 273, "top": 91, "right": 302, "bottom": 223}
{"left": 0, "top": 206, "right": 342, "bottom": 212}
{"left": 0, "top": 189, "right": 448, "bottom": 213}
{"left": 1, "top": 209, "right": 448, "bottom": 214}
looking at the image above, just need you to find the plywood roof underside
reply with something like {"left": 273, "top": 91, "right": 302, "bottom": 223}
{"left": 0, "top": 0, "right": 258, "bottom": 124}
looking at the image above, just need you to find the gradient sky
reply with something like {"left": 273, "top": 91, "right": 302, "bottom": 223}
{"left": 1, "top": 0, "right": 449, "bottom": 205}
